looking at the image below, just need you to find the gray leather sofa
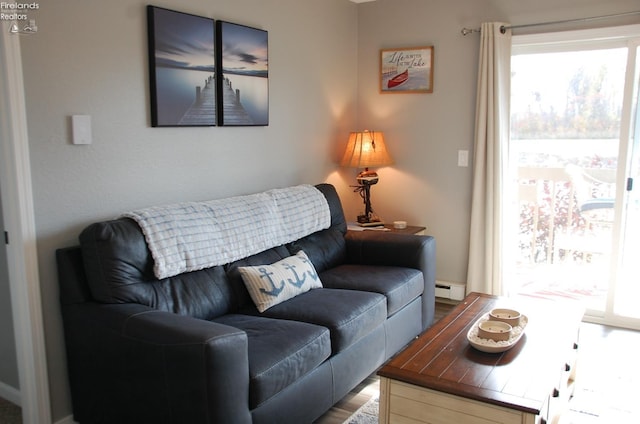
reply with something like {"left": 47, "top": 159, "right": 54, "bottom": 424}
{"left": 56, "top": 183, "right": 436, "bottom": 423}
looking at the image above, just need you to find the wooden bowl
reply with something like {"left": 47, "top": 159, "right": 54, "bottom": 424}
{"left": 490, "top": 308, "right": 522, "bottom": 327}
{"left": 477, "top": 320, "right": 512, "bottom": 342}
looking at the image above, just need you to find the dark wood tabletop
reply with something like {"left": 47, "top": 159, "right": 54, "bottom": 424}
{"left": 347, "top": 223, "right": 426, "bottom": 235}
{"left": 378, "top": 292, "right": 584, "bottom": 414}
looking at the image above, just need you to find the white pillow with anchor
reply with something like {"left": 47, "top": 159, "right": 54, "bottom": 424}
{"left": 238, "top": 250, "right": 323, "bottom": 312}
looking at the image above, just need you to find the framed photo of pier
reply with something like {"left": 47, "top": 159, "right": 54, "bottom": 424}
{"left": 147, "top": 6, "right": 217, "bottom": 126}
{"left": 380, "top": 46, "right": 434, "bottom": 94}
{"left": 216, "top": 21, "right": 269, "bottom": 126}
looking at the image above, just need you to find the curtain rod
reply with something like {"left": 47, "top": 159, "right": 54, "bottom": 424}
{"left": 461, "top": 10, "right": 640, "bottom": 36}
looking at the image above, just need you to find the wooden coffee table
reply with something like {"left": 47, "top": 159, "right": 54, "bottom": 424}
{"left": 378, "top": 292, "right": 583, "bottom": 424}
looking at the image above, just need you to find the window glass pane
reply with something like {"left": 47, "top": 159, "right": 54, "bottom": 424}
{"left": 509, "top": 48, "right": 627, "bottom": 312}
{"left": 512, "top": 48, "right": 627, "bottom": 143}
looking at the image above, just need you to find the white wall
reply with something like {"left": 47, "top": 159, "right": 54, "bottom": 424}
{"left": 354, "top": 0, "right": 639, "bottom": 284}
{"left": 19, "top": 0, "right": 357, "bottom": 419}
{"left": 16, "top": 0, "right": 639, "bottom": 421}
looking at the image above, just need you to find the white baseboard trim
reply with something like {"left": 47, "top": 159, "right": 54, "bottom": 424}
{"left": 0, "top": 380, "right": 20, "bottom": 406}
{"left": 435, "top": 280, "right": 466, "bottom": 301}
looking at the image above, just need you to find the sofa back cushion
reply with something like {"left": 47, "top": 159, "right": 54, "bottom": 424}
{"left": 286, "top": 228, "right": 346, "bottom": 272}
{"left": 79, "top": 218, "right": 236, "bottom": 319}
{"left": 77, "top": 183, "right": 348, "bottom": 319}
{"left": 290, "top": 183, "right": 347, "bottom": 272}
{"left": 315, "top": 183, "right": 347, "bottom": 234}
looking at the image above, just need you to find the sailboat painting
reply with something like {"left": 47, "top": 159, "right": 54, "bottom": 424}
{"left": 380, "top": 46, "right": 434, "bottom": 93}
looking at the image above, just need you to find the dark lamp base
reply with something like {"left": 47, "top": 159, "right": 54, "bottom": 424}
{"left": 357, "top": 215, "right": 384, "bottom": 227}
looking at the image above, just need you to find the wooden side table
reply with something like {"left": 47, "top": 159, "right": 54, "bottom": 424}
{"left": 347, "top": 223, "right": 426, "bottom": 235}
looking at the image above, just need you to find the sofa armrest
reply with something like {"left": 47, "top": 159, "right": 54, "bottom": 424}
{"left": 62, "top": 302, "right": 251, "bottom": 424}
{"left": 345, "top": 232, "right": 436, "bottom": 328}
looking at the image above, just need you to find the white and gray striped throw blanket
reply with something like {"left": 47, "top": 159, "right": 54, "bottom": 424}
{"left": 123, "top": 184, "right": 331, "bottom": 279}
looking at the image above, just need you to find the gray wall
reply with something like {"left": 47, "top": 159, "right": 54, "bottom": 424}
{"left": 16, "top": 0, "right": 639, "bottom": 421}
{"left": 20, "top": 0, "right": 358, "bottom": 420}
{"left": 354, "top": 0, "right": 638, "bottom": 283}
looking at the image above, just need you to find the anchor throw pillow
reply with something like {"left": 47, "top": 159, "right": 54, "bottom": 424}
{"left": 238, "top": 250, "right": 323, "bottom": 312}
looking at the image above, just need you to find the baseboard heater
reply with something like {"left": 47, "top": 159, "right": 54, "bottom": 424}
{"left": 435, "top": 280, "right": 466, "bottom": 301}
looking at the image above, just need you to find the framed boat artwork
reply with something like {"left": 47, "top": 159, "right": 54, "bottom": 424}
{"left": 380, "top": 46, "right": 434, "bottom": 93}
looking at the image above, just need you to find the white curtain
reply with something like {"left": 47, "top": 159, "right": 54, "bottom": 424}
{"left": 466, "top": 22, "right": 512, "bottom": 295}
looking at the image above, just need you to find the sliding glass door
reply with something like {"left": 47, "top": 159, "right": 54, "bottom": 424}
{"left": 611, "top": 42, "right": 640, "bottom": 324}
{"left": 508, "top": 26, "right": 640, "bottom": 329}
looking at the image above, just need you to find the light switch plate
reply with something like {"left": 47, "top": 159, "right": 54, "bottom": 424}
{"left": 72, "top": 115, "right": 92, "bottom": 145}
{"left": 457, "top": 150, "right": 469, "bottom": 167}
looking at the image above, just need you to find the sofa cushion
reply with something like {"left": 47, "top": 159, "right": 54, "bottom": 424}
{"left": 287, "top": 228, "right": 346, "bottom": 273}
{"left": 238, "top": 251, "right": 323, "bottom": 312}
{"left": 256, "top": 288, "right": 386, "bottom": 354}
{"left": 79, "top": 218, "right": 236, "bottom": 319}
{"left": 314, "top": 183, "right": 348, "bottom": 234}
{"left": 226, "top": 246, "right": 292, "bottom": 309}
{"left": 284, "top": 183, "right": 349, "bottom": 273}
{"left": 213, "top": 314, "right": 331, "bottom": 408}
{"left": 320, "top": 265, "right": 424, "bottom": 317}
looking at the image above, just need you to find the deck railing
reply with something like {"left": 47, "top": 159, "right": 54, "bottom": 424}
{"left": 516, "top": 166, "right": 615, "bottom": 265}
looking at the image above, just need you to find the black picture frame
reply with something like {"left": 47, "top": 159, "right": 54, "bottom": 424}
{"left": 216, "top": 21, "right": 269, "bottom": 126}
{"left": 147, "top": 6, "right": 216, "bottom": 127}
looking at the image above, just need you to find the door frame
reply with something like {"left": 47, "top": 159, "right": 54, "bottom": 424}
{"left": 605, "top": 37, "right": 640, "bottom": 329}
{"left": 0, "top": 21, "right": 52, "bottom": 423}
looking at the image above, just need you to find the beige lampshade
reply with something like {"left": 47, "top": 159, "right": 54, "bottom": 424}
{"left": 340, "top": 130, "right": 394, "bottom": 168}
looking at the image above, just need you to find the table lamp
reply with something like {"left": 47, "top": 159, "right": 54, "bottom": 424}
{"left": 340, "top": 130, "right": 394, "bottom": 226}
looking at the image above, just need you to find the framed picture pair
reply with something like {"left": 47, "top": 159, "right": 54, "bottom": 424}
{"left": 147, "top": 6, "right": 269, "bottom": 127}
